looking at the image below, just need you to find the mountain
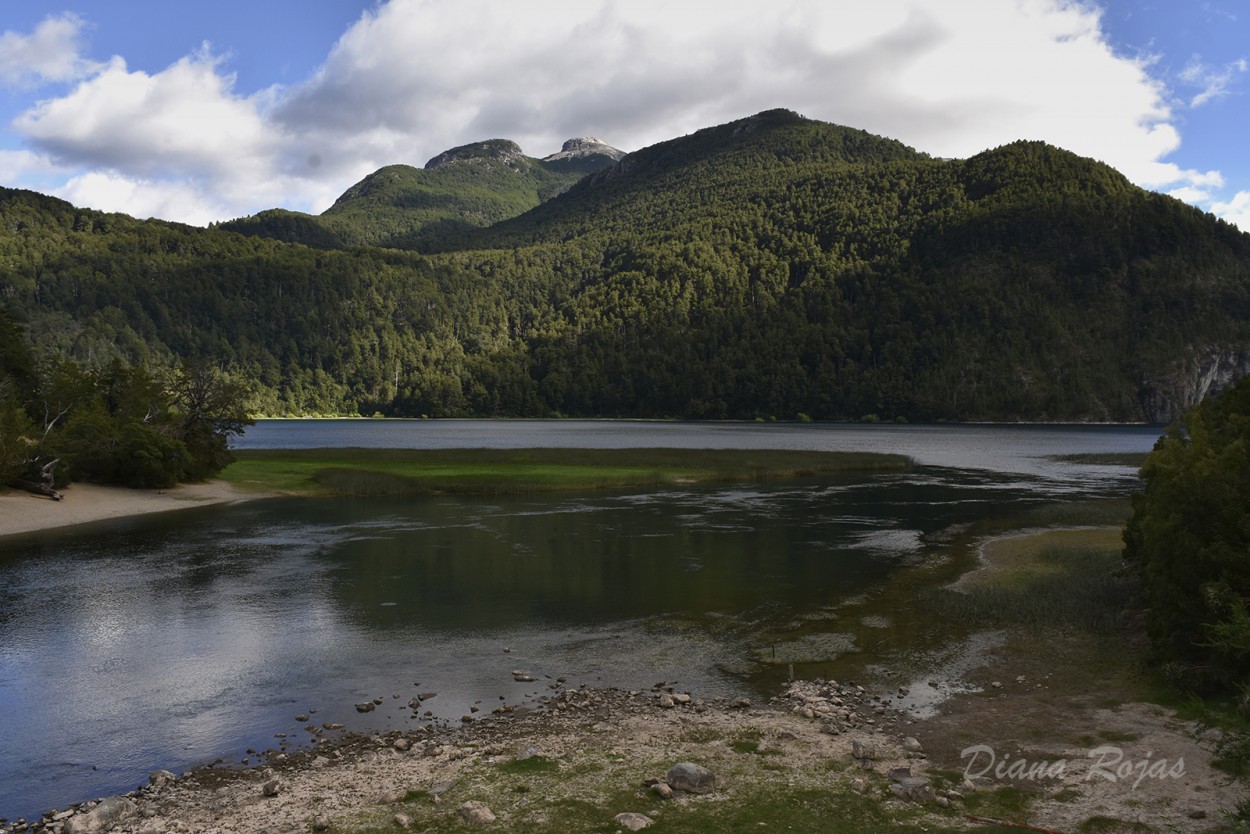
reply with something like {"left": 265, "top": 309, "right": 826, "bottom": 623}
{"left": 219, "top": 136, "right": 624, "bottom": 250}
{"left": 4, "top": 110, "right": 1250, "bottom": 422}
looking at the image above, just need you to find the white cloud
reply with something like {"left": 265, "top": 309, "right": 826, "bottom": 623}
{"left": 0, "top": 13, "right": 99, "bottom": 89}
{"left": 3, "top": 0, "right": 1239, "bottom": 224}
{"left": 1181, "top": 56, "right": 1248, "bottom": 107}
{"left": 1212, "top": 190, "right": 1250, "bottom": 232}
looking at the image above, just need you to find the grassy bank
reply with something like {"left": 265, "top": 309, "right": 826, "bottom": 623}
{"left": 221, "top": 447, "right": 910, "bottom": 496}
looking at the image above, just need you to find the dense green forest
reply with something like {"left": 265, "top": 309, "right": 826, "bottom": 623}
{"left": 3, "top": 109, "right": 1249, "bottom": 422}
{"left": 1125, "top": 373, "right": 1250, "bottom": 696}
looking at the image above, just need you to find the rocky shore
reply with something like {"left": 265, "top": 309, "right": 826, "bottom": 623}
{"left": 4, "top": 671, "right": 1238, "bottom": 834}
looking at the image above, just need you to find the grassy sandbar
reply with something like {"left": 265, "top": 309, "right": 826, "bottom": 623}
{"left": 221, "top": 447, "right": 910, "bottom": 496}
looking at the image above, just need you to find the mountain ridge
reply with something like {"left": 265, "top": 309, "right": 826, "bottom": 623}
{"left": 4, "top": 109, "right": 1250, "bottom": 422}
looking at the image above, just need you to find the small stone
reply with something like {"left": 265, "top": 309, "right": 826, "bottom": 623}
{"left": 355, "top": 702, "right": 376, "bottom": 713}
{"left": 1188, "top": 810, "right": 1207, "bottom": 820}
{"left": 393, "top": 737, "right": 412, "bottom": 752}
{"left": 311, "top": 815, "right": 331, "bottom": 831}
{"left": 935, "top": 796, "right": 950, "bottom": 808}
{"left": 458, "top": 800, "right": 496, "bottom": 824}
{"left": 295, "top": 713, "right": 309, "bottom": 722}
{"left": 852, "top": 778, "right": 866, "bottom": 793}
{"left": 657, "top": 693, "right": 675, "bottom": 709}
{"left": 394, "top": 812, "right": 413, "bottom": 828}
{"left": 650, "top": 782, "right": 673, "bottom": 800}
{"left": 671, "top": 693, "right": 691, "bottom": 705}
{"left": 262, "top": 779, "right": 280, "bottom": 797}
{"left": 379, "top": 790, "right": 406, "bottom": 804}
{"left": 614, "top": 812, "right": 654, "bottom": 831}
{"left": 888, "top": 766, "right": 912, "bottom": 781}
{"left": 901, "top": 737, "right": 923, "bottom": 753}
{"left": 731, "top": 696, "right": 751, "bottom": 709}
{"left": 990, "top": 681, "right": 1002, "bottom": 689}
{"left": 851, "top": 740, "right": 876, "bottom": 760}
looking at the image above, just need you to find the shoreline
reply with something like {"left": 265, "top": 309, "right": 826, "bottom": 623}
{"left": 0, "top": 481, "right": 262, "bottom": 539}
{"left": 5, "top": 526, "right": 1240, "bottom": 833}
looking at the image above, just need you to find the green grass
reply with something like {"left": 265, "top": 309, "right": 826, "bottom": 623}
{"left": 221, "top": 447, "right": 910, "bottom": 496}
{"left": 924, "top": 531, "right": 1133, "bottom": 633}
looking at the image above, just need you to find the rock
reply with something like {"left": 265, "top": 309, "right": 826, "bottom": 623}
{"left": 901, "top": 737, "right": 923, "bottom": 753}
{"left": 393, "top": 737, "right": 412, "bottom": 752}
{"left": 667, "top": 762, "right": 717, "bottom": 794}
{"left": 458, "top": 800, "right": 497, "bottom": 824}
{"left": 418, "top": 692, "right": 438, "bottom": 701}
{"left": 935, "top": 796, "right": 950, "bottom": 808}
{"left": 312, "top": 815, "right": 331, "bottom": 831}
{"left": 650, "top": 782, "right": 673, "bottom": 799}
{"left": 657, "top": 693, "right": 675, "bottom": 709}
{"left": 355, "top": 701, "right": 376, "bottom": 713}
{"left": 889, "top": 776, "right": 935, "bottom": 804}
{"left": 295, "top": 713, "right": 309, "bottom": 721}
{"left": 851, "top": 778, "right": 866, "bottom": 793}
{"left": 671, "top": 693, "right": 691, "bottom": 705}
{"left": 262, "top": 779, "right": 280, "bottom": 797}
{"left": 1188, "top": 809, "right": 1208, "bottom": 820}
{"left": 394, "top": 812, "right": 413, "bottom": 828}
{"left": 888, "top": 766, "right": 912, "bottom": 781}
{"left": 63, "top": 799, "right": 138, "bottom": 834}
{"left": 614, "top": 812, "right": 655, "bottom": 830}
{"left": 851, "top": 740, "right": 876, "bottom": 760}
{"left": 516, "top": 745, "right": 539, "bottom": 761}
{"left": 379, "top": 790, "right": 406, "bottom": 804}
{"left": 730, "top": 696, "right": 752, "bottom": 709}
{"left": 147, "top": 769, "right": 176, "bottom": 787}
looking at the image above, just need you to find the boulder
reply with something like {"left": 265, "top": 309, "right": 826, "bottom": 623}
{"left": 890, "top": 776, "right": 935, "bottom": 803}
{"left": 666, "top": 762, "right": 717, "bottom": 794}
{"left": 64, "top": 797, "right": 137, "bottom": 834}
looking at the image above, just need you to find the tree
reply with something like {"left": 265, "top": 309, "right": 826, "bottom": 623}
{"left": 1124, "top": 374, "right": 1250, "bottom": 695}
{"left": 169, "top": 360, "right": 254, "bottom": 481}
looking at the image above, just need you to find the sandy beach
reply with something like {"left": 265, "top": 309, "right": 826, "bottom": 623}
{"left": 0, "top": 480, "right": 260, "bottom": 539}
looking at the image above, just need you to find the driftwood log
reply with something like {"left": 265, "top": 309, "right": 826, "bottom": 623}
{"left": 12, "top": 457, "right": 62, "bottom": 500}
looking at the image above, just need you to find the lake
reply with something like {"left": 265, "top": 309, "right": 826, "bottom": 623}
{"left": 0, "top": 421, "right": 1159, "bottom": 821}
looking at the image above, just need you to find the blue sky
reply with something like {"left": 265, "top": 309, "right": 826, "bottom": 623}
{"left": 1, "top": 1, "right": 1247, "bottom": 229}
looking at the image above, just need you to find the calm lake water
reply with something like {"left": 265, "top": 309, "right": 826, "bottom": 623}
{"left": 0, "top": 421, "right": 1159, "bottom": 821}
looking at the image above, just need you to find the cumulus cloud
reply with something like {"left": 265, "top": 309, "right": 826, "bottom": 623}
{"left": 1212, "top": 191, "right": 1250, "bottom": 232}
{"left": 3, "top": 0, "right": 1243, "bottom": 225}
{"left": 0, "top": 13, "right": 99, "bottom": 89}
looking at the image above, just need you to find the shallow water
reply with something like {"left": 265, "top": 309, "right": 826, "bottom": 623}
{"left": 0, "top": 421, "right": 1156, "bottom": 820}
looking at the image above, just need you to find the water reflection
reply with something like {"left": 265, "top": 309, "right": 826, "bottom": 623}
{"left": 0, "top": 444, "right": 1150, "bottom": 820}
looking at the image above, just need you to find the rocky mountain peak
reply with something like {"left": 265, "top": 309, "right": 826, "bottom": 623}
{"left": 543, "top": 137, "right": 626, "bottom": 163}
{"left": 425, "top": 139, "right": 528, "bottom": 171}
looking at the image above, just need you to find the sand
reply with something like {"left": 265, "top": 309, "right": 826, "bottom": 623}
{"left": 0, "top": 480, "right": 260, "bottom": 539}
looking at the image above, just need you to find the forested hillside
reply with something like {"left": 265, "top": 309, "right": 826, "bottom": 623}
{"left": 3, "top": 109, "right": 1249, "bottom": 421}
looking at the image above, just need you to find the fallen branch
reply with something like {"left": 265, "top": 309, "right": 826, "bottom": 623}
{"left": 12, "top": 479, "right": 62, "bottom": 500}
{"left": 963, "top": 814, "right": 1066, "bottom": 834}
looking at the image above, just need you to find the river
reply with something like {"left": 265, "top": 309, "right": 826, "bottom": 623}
{"left": 0, "top": 421, "right": 1159, "bottom": 821}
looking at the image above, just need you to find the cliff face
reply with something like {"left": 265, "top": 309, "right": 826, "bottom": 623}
{"left": 1140, "top": 346, "right": 1250, "bottom": 424}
